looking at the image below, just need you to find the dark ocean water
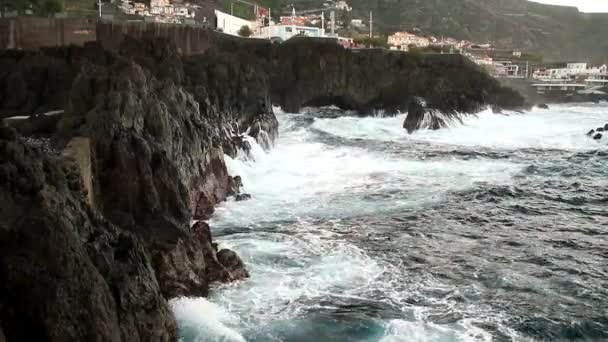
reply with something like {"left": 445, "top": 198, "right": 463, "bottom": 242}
{"left": 171, "top": 105, "right": 608, "bottom": 342}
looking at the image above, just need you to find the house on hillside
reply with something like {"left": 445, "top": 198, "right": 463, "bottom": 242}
{"left": 280, "top": 16, "right": 309, "bottom": 26}
{"left": 350, "top": 19, "right": 363, "bottom": 27}
{"left": 215, "top": 10, "right": 255, "bottom": 36}
{"left": 255, "top": 24, "right": 323, "bottom": 42}
{"left": 388, "top": 32, "right": 429, "bottom": 51}
{"left": 336, "top": 1, "right": 352, "bottom": 12}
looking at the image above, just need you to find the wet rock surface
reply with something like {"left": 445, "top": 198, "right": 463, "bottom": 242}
{"left": 587, "top": 124, "right": 607, "bottom": 140}
{"left": 0, "top": 37, "right": 267, "bottom": 341}
{"left": 0, "top": 135, "right": 176, "bottom": 341}
{"left": 153, "top": 222, "right": 248, "bottom": 299}
{"left": 268, "top": 38, "right": 526, "bottom": 116}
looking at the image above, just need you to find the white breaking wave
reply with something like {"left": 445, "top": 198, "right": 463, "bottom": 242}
{"left": 312, "top": 106, "right": 608, "bottom": 150}
{"left": 170, "top": 297, "right": 246, "bottom": 342}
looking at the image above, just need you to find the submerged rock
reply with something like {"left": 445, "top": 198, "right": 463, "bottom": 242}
{"left": 537, "top": 103, "right": 549, "bottom": 109}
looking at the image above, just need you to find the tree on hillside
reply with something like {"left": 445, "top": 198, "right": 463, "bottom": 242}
{"left": 0, "top": 0, "right": 63, "bottom": 16}
{"left": 41, "top": 0, "right": 63, "bottom": 15}
{"left": 238, "top": 25, "right": 252, "bottom": 38}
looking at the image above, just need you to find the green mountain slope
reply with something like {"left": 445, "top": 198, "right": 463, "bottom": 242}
{"left": 237, "top": 0, "right": 608, "bottom": 62}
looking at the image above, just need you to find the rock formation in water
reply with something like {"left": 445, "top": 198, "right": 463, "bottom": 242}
{"left": 203, "top": 36, "right": 525, "bottom": 133}
{"left": 269, "top": 38, "right": 526, "bottom": 116}
{"left": 586, "top": 124, "right": 608, "bottom": 140}
{"left": 0, "top": 32, "right": 527, "bottom": 341}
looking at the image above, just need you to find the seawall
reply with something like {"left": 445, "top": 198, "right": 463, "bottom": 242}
{"left": 0, "top": 17, "right": 215, "bottom": 56}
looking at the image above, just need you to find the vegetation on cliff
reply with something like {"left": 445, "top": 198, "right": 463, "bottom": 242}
{"left": 246, "top": 0, "right": 608, "bottom": 62}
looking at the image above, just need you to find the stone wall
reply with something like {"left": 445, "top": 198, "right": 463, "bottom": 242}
{"left": 0, "top": 17, "right": 96, "bottom": 50}
{"left": 96, "top": 21, "right": 213, "bottom": 56}
{"left": 0, "top": 17, "right": 215, "bottom": 56}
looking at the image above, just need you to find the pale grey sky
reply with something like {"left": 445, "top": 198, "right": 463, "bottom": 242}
{"left": 529, "top": 0, "right": 608, "bottom": 12}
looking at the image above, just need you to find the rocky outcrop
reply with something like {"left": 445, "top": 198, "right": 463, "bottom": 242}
{"left": 197, "top": 36, "right": 525, "bottom": 132}
{"left": 402, "top": 99, "right": 464, "bottom": 133}
{"left": 0, "top": 44, "right": 112, "bottom": 119}
{"left": 586, "top": 124, "right": 608, "bottom": 140}
{"left": 57, "top": 39, "right": 256, "bottom": 299}
{"left": 268, "top": 38, "right": 526, "bottom": 116}
{"left": 0, "top": 37, "right": 266, "bottom": 341}
{"left": 0, "top": 127, "right": 176, "bottom": 341}
{"left": 153, "top": 222, "right": 249, "bottom": 299}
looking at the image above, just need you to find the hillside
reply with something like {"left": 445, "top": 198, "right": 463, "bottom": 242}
{"left": 236, "top": 0, "right": 608, "bottom": 62}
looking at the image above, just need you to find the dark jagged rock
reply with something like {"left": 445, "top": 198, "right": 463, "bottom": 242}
{"left": 0, "top": 135, "right": 176, "bottom": 342}
{"left": 217, "top": 249, "right": 249, "bottom": 280}
{"left": 228, "top": 175, "right": 244, "bottom": 196}
{"left": 0, "top": 43, "right": 113, "bottom": 118}
{"left": 593, "top": 133, "right": 603, "bottom": 140}
{"left": 235, "top": 193, "right": 252, "bottom": 201}
{"left": 587, "top": 129, "right": 596, "bottom": 136}
{"left": 604, "top": 123, "right": 608, "bottom": 131}
{"left": 596, "top": 127, "right": 605, "bottom": 132}
{"left": 56, "top": 39, "right": 256, "bottom": 300}
{"left": 267, "top": 38, "right": 526, "bottom": 117}
{"left": 0, "top": 37, "right": 271, "bottom": 341}
{"left": 152, "top": 222, "right": 248, "bottom": 299}
{"left": 403, "top": 100, "right": 426, "bottom": 134}
{"left": 403, "top": 98, "right": 463, "bottom": 134}
{"left": 537, "top": 103, "right": 549, "bottom": 109}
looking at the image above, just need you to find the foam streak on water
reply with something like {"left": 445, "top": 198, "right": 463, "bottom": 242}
{"left": 175, "top": 104, "right": 608, "bottom": 342}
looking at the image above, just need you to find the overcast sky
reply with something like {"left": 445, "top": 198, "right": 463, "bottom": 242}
{"left": 529, "top": 0, "right": 608, "bottom": 12}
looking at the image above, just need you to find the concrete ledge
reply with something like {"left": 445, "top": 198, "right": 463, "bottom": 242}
{"left": 62, "top": 137, "right": 95, "bottom": 208}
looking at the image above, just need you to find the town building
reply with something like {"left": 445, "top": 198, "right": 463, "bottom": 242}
{"left": 350, "top": 19, "right": 363, "bottom": 27}
{"left": 335, "top": 1, "right": 352, "bottom": 12}
{"left": 280, "top": 16, "right": 309, "bottom": 26}
{"left": 533, "top": 63, "right": 608, "bottom": 81}
{"left": 387, "top": 32, "right": 430, "bottom": 50}
{"left": 255, "top": 24, "right": 323, "bottom": 42}
{"left": 215, "top": 9, "right": 256, "bottom": 36}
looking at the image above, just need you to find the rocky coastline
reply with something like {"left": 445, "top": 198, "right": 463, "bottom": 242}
{"left": 0, "top": 33, "right": 525, "bottom": 341}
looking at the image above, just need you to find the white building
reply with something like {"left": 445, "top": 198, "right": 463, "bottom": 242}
{"left": 350, "top": 19, "right": 363, "bottom": 27}
{"left": 336, "top": 1, "right": 352, "bottom": 12}
{"left": 215, "top": 10, "right": 256, "bottom": 36}
{"left": 174, "top": 5, "right": 195, "bottom": 18}
{"left": 533, "top": 63, "right": 608, "bottom": 81}
{"left": 254, "top": 24, "right": 323, "bottom": 42}
{"left": 387, "top": 32, "right": 430, "bottom": 50}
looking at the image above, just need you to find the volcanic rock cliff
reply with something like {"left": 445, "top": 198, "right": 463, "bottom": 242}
{"left": 0, "top": 33, "right": 524, "bottom": 341}
{"left": 0, "top": 37, "right": 268, "bottom": 341}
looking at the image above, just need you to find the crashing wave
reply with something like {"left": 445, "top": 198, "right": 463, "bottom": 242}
{"left": 403, "top": 99, "right": 465, "bottom": 134}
